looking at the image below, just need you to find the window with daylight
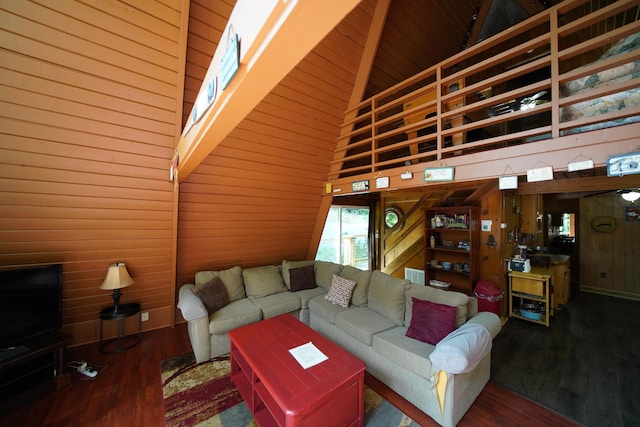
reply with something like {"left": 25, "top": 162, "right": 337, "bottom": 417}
{"left": 316, "top": 206, "right": 370, "bottom": 270}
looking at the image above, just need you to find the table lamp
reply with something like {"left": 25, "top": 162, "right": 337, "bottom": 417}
{"left": 100, "top": 262, "right": 134, "bottom": 313}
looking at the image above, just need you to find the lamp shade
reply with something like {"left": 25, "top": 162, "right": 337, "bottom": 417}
{"left": 100, "top": 262, "right": 134, "bottom": 291}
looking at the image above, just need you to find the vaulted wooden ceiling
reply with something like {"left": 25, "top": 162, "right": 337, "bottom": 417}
{"left": 182, "top": 1, "right": 552, "bottom": 123}
{"left": 175, "top": 0, "right": 634, "bottom": 285}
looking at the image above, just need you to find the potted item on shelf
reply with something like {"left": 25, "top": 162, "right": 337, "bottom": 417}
{"left": 458, "top": 240, "right": 470, "bottom": 250}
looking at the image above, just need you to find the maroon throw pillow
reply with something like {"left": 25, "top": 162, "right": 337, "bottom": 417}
{"left": 406, "top": 297, "right": 456, "bottom": 345}
{"left": 289, "top": 264, "right": 316, "bottom": 292}
{"left": 192, "top": 276, "right": 229, "bottom": 314}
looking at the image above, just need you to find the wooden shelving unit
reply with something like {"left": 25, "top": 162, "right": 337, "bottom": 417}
{"left": 424, "top": 206, "right": 478, "bottom": 295}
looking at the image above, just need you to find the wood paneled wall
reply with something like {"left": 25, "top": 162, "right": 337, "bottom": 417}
{"left": 175, "top": 2, "right": 375, "bottom": 291}
{"left": 579, "top": 194, "right": 640, "bottom": 300}
{"left": 0, "top": 0, "right": 188, "bottom": 345}
{"left": 380, "top": 192, "right": 429, "bottom": 278}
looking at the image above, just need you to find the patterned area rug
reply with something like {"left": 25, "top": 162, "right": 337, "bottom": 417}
{"left": 161, "top": 352, "right": 416, "bottom": 427}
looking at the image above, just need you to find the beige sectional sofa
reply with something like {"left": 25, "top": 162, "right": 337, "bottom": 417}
{"left": 177, "top": 260, "right": 501, "bottom": 427}
{"left": 177, "top": 260, "right": 325, "bottom": 363}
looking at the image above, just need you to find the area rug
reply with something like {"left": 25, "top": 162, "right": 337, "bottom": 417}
{"left": 161, "top": 352, "right": 416, "bottom": 427}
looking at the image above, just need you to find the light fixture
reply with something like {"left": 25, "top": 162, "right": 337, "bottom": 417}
{"left": 620, "top": 189, "right": 640, "bottom": 203}
{"left": 100, "top": 262, "right": 134, "bottom": 313}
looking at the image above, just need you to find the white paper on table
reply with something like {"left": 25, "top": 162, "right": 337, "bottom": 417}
{"left": 288, "top": 341, "right": 328, "bottom": 369}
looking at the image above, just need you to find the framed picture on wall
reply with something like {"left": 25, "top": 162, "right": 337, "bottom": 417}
{"left": 625, "top": 207, "right": 640, "bottom": 222}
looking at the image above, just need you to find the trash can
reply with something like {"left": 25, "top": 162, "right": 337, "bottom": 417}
{"left": 473, "top": 280, "right": 503, "bottom": 316}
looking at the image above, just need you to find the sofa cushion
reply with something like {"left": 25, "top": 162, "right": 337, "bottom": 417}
{"left": 315, "top": 261, "right": 343, "bottom": 290}
{"left": 334, "top": 307, "right": 395, "bottom": 345}
{"left": 281, "top": 260, "right": 315, "bottom": 289}
{"left": 294, "top": 286, "right": 327, "bottom": 309}
{"left": 308, "top": 294, "right": 347, "bottom": 324}
{"left": 192, "top": 276, "right": 229, "bottom": 314}
{"left": 288, "top": 264, "right": 317, "bottom": 292}
{"left": 324, "top": 274, "right": 357, "bottom": 308}
{"left": 429, "top": 323, "right": 492, "bottom": 373}
{"left": 372, "top": 327, "right": 434, "bottom": 380}
{"left": 339, "top": 265, "right": 372, "bottom": 307}
{"left": 406, "top": 298, "right": 456, "bottom": 345}
{"left": 242, "top": 265, "right": 287, "bottom": 298}
{"left": 196, "top": 266, "right": 245, "bottom": 302}
{"left": 405, "top": 284, "right": 469, "bottom": 328}
{"left": 249, "top": 292, "right": 301, "bottom": 319}
{"left": 208, "top": 299, "right": 263, "bottom": 335}
{"left": 368, "top": 270, "right": 410, "bottom": 326}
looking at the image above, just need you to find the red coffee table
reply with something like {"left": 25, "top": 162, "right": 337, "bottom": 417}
{"left": 229, "top": 314, "right": 365, "bottom": 427}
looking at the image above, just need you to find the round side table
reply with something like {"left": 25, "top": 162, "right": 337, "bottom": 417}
{"left": 99, "top": 303, "right": 142, "bottom": 353}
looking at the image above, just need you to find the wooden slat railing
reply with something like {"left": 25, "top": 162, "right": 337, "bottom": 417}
{"left": 329, "top": 0, "right": 640, "bottom": 180}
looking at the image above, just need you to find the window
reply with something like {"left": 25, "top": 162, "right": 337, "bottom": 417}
{"left": 316, "top": 206, "right": 370, "bottom": 270}
{"left": 558, "top": 213, "right": 575, "bottom": 237}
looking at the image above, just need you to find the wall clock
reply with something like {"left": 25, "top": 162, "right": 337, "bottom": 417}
{"left": 590, "top": 215, "right": 617, "bottom": 233}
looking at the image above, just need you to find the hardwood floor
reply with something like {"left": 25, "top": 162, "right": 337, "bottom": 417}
{"left": 492, "top": 290, "right": 640, "bottom": 426}
{"left": 0, "top": 323, "right": 579, "bottom": 427}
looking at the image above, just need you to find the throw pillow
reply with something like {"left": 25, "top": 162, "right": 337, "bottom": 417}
{"left": 281, "top": 260, "right": 315, "bottom": 289}
{"left": 195, "top": 266, "right": 245, "bottom": 302}
{"left": 289, "top": 264, "right": 316, "bottom": 292}
{"left": 405, "top": 297, "right": 456, "bottom": 345}
{"left": 324, "top": 274, "right": 357, "bottom": 308}
{"left": 405, "top": 285, "right": 468, "bottom": 328}
{"left": 192, "top": 276, "right": 230, "bottom": 314}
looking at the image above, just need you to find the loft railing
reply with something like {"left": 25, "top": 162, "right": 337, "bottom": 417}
{"left": 329, "top": 0, "right": 640, "bottom": 180}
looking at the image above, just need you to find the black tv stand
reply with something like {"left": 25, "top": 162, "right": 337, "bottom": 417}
{"left": 0, "top": 332, "right": 72, "bottom": 414}
{"left": 0, "top": 345, "right": 30, "bottom": 363}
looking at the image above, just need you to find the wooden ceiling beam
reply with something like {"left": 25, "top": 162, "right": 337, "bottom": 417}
{"left": 176, "top": 0, "right": 361, "bottom": 181}
{"left": 516, "top": 174, "right": 640, "bottom": 195}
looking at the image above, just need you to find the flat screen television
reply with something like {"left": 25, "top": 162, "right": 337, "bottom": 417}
{"left": 0, "top": 264, "right": 63, "bottom": 349}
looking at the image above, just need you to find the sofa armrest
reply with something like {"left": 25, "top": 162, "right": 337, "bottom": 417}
{"left": 429, "top": 322, "right": 492, "bottom": 374}
{"left": 177, "top": 284, "right": 208, "bottom": 321}
{"left": 177, "top": 284, "right": 212, "bottom": 363}
{"left": 466, "top": 311, "right": 502, "bottom": 339}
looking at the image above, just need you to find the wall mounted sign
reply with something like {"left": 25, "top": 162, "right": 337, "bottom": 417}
{"left": 499, "top": 175, "right": 518, "bottom": 190}
{"left": 424, "top": 167, "right": 454, "bottom": 182}
{"left": 400, "top": 171, "right": 413, "bottom": 180}
{"left": 526, "top": 166, "right": 553, "bottom": 182}
{"left": 221, "top": 32, "right": 240, "bottom": 90}
{"left": 351, "top": 180, "right": 369, "bottom": 192}
{"left": 375, "top": 176, "right": 389, "bottom": 189}
{"left": 607, "top": 151, "right": 640, "bottom": 176}
{"left": 190, "top": 77, "right": 217, "bottom": 127}
{"left": 567, "top": 159, "right": 593, "bottom": 172}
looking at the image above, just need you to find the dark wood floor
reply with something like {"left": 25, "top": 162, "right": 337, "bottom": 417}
{"left": 492, "top": 290, "right": 640, "bottom": 427}
{"left": 0, "top": 323, "right": 579, "bottom": 427}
